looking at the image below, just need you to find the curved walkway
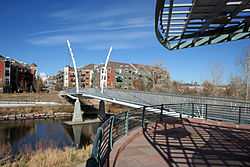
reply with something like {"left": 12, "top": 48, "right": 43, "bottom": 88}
{"left": 111, "top": 118, "right": 250, "bottom": 167}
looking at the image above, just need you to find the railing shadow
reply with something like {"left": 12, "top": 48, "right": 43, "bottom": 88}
{"left": 143, "top": 117, "right": 250, "bottom": 167}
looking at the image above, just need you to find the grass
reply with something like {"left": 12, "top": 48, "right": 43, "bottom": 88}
{"left": 2, "top": 146, "right": 91, "bottom": 167}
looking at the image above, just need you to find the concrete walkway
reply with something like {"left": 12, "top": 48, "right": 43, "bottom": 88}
{"left": 111, "top": 118, "right": 250, "bottom": 167}
{"left": 113, "top": 133, "right": 166, "bottom": 167}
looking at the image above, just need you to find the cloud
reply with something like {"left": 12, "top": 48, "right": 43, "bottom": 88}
{"left": 28, "top": 34, "right": 78, "bottom": 45}
{"left": 29, "top": 4, "right": 153, "bottom": 36}
{"left": 29, "top": 15, "right": 153, "bottom": 37}
{"left": 27, "top": 6, "right": 154, "bottom": 50}
{"left": 28, "top": 30, "right": 152, "bottom": 46}
{"left": 48, "top": 7, "right": 139, "bottom": 22}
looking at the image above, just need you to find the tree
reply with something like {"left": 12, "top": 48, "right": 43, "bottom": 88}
{"left": 244, "top": 48, "right": 250, "bottom": 100}
{"left": 171, "top": 81, "right": 181, "bottom": 93}
{"left": 133, "top": 79, "right": 145, "bottom": 91}
{"left": 228, "top": 75, "right": 245, "bottom": 98}
{"left": 236, "top": 47, "right": 250, "bottom": 100}
{"left": 202, "top": 80, "right": 215, "bottom": 96}
{"left": 210, "top": 63, "right": 224, "bottom": 86}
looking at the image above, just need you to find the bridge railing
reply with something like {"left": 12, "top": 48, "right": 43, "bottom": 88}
{"left": 149, "top": 103, "right": 250, "bottom": 124}
{"left": 86, "top": 88, "right": 250, "bottom": 107}
{"left": 86, "top": 116, "right": 114, "bottom": 167}
{"left": 87, "top": 102, "right": 250, "bottom": 166}
{"left": 86, "top": 108, "right": 143, "bottom": 167}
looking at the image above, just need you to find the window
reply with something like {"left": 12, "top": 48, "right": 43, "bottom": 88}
{"left": 5, "top": 71, "right": 10, "bottom": 76}
{"left": 116, "top": 76, "right": 123, "bottom": 82}
{"left": 5, "top": 79, "right": 9, "bottom": 85}
{"left": 108, "top": 68, "right": 111, "bottom": 72}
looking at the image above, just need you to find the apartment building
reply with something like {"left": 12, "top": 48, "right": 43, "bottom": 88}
{"left": 54, "top": 61, "right": 170, "bottom": 91}
{"left": 0, "top": 55, "right": 38, "bottom": 93}
{"left": 93, "top": 61, "right": 170, "bottom": 91}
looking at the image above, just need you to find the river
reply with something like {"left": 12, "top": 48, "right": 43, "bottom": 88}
{"left": 0, "top": 118, "right": 100, "bottom": 160}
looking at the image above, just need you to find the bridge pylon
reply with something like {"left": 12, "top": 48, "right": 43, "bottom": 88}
{"left": 72, "top": 98, "right": 83, "bottom": 122}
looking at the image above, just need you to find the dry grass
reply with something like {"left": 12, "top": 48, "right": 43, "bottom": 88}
{"left": 2, "top": 146, "right": 91, "bottom": 167}
{"left": 0, "top": 143, "right": 11, "bottom": 157}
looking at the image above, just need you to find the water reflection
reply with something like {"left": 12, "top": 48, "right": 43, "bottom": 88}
{"left": 0, "top": 119, "right": 100, "bottom": 159}
{"left": 65, "top": 124, "right": 98, "bottom": 149}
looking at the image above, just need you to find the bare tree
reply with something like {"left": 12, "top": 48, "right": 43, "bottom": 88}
{"left": 210, "top": 63, "right": 224, "bottom": 86}
{"left": 202, "top": 80, "right": 215, "bottom": 96}
{"left": 244, "top": 49, "right": 250, "bottom": 100}
{"left": 228, "top": 75, "right": 245, "bottom": 98}
{"left": 236, "top": 47, "right": 250, "bottom": 100}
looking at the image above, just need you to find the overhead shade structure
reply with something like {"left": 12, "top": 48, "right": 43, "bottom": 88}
{"left": 155, "top": 0, "right": 250, "bottom": 50}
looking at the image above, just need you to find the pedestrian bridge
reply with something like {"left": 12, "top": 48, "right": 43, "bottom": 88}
{"left": 62, "top": 88, "right": 250, "bottom": 123}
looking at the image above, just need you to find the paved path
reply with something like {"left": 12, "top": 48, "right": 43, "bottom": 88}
{"left": 112, "top": 118, "right": 250, "bottom": 167}
{"left": 114, "top": 133, "right": 167, "bottom": 167}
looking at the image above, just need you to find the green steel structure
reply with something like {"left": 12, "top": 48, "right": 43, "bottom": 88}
{"left": 155, "top": 0, "right": 250, "bottom": 50}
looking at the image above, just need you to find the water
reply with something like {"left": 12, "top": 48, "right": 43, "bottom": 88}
{"left": 0, "top": 118, "right": 100, "bottom": 159}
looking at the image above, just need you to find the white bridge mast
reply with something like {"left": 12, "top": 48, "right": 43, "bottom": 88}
{"left": 66, "top": 40, "right": 79, "bottom": 94}
{"left": 100, "top": 46, "right": 112, "bottom": 94}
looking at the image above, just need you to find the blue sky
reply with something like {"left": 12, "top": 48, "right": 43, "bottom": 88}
{"left": 0, "top": 0, "right": 249, "bottom": 84}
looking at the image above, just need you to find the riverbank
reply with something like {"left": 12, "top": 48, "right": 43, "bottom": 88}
{"left": 2, "top": 146, "right": 91, "bottom": 167}
{"left": 0, "top": 92, "right": 74, "bottom": 120}
{"left": 80, "top": 98, "right": 134, "bottom": 113}
{"left": 0, "top": 92, "right": 67, "bottom": 103}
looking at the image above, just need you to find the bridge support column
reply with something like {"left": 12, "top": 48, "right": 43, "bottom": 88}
{"left": 72, "top": 98, "right": 83, "bottom": 122}
{"left": 72, "top": 125, "right": 82, "bottom": 148}
{"left": 99, "top": 100, "right": 106, "bottom": 122}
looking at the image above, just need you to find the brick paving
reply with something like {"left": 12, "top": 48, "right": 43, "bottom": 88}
{"left": 112, "top": 118, "right": 250, "bottom": 167}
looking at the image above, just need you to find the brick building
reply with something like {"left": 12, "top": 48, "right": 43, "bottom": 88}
{"left": 63, "top": 66, "right": 75, "bottom": 88}
{"left": 93, "top": 61, "right": 170, "bottom": 91}
{"left": 55, "top": 70, "right": 64, "bottom": 90}
{"left": 0, "top": 55, "right": 38, "bottom": 93}
{"left": 0, "top": 56, "right": 5, "bottom": 92}
{"left": 55, "top": 64, "right": 96, "bottom": 90}
{"left": 78, "top": 64, "right": 96, "bottom": 88}
{"left": 54, "top": 61, "right": 170, "bottom": 91}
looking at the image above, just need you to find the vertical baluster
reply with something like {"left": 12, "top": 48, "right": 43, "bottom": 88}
{"left": 238, "top": 107, "right": 242, "bottom": 124}
{"left": 142, "top": 106, "right": 146, "bottom": 128}
{"left": 192, "top": 103, "right": 194, "bottom": 118}
{"left": 205, "top": 104, "right": 208, "bottom": 120}
{"left": 125, "top": 112, "right": 128, "bottom": 135}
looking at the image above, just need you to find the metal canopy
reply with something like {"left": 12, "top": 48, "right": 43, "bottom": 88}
{"left": 155, "top": 0, "right": 250, "bottom": 50}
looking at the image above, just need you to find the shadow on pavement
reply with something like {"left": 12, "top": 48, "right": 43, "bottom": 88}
{"left": 144, "top": 117, "right": 250, "bottom": 167}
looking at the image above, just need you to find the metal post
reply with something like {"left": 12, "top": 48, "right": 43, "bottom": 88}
{"left": 205, "top": 104, "right": 208, "bottom": 120}
{"left": 192, "top": 103, "right": 194, "bottom": 118}
{"left": 180, "top": 104, "right": 183, "bottom": 119}
{"left": 160, "top": 104, "right": 164, "bottom": 121}
{"left": 142, "top": 106, "right": 146, "bottom": 128}
{"left": 109, "top": 116, "right": 114, "bottom": 150}
{"left": 238, "top": 107, "right": 242, "bottom": 124}
{"left": 125, "top": 112, "right": 128, "bottom": 135}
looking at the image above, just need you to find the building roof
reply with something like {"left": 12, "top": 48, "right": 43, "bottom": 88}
{"left": 0, "top": 55, "right": 5, "bottom": 60}
{"left": 81, "top": 64, "right": 97, "bottom": 70}
{"left": 155, "top": 0, "right": 250, "bottom": 50}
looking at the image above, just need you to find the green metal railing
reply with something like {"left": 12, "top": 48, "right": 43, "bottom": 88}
{"left": 86, "top": 116, "right": 114, "bottom": 167}
{"left": 144, "top": 103, "right": 250, "bottom": 124}
{"left": 86, "top": 103, "right": 250, "bottom": 167}
{"left": 86, "top": 108, "right": 143, "bottom": 167}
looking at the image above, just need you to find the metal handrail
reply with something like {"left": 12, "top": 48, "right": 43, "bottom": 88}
{"left": 146, "top": 103, "right": 250, "bottom": 124}
{"left": 86, "top": 108, "right": 143, "bottom": 167}
{"left": 87, "top": 102, "right": 250, "bottom": 167}
{"left": 86, "top": 116, "right": 114, "bottom": 167}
